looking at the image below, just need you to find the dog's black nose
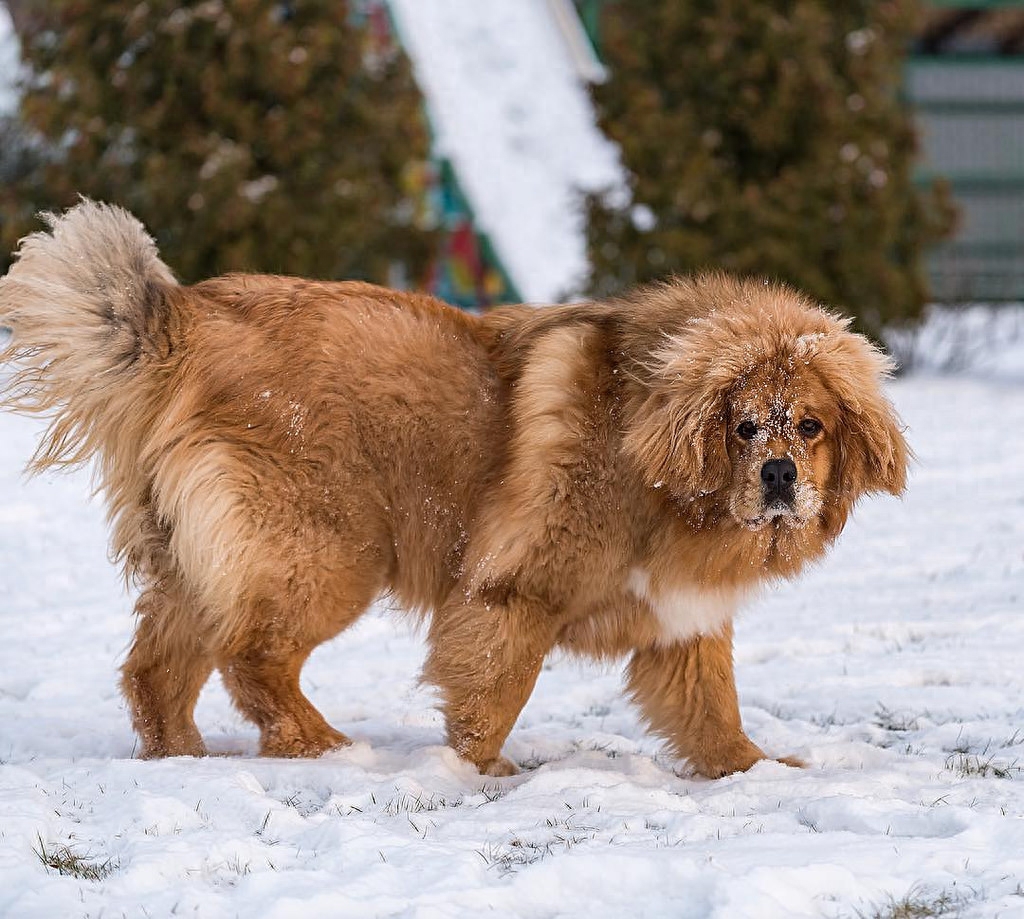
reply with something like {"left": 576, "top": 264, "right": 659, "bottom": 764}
{"left": 761, "top": 459, "right": 797, "bottom": 500}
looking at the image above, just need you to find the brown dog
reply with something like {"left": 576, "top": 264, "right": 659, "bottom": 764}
{"left": 0, "top": 202, "right": 907, "bottom": 777}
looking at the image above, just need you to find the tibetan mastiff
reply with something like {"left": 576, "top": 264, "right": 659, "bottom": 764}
{"left": 0, "top": 201, "right": 907, "bottom": 777}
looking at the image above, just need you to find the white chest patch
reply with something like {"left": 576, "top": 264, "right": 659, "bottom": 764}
{"left": 627, "top": 568, "right": 741, "bottom": 645}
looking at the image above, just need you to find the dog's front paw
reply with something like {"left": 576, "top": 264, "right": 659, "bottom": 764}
{"left": 689, "top": 738, "right": 806, "bottom": 778}
{"left": 477, "top": 755, "right": 520, "bottom": 777}
{"left": 687, "top": 735, "right": 766, "bottom": 778}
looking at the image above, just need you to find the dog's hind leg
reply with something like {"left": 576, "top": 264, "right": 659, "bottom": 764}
{"left": 121, "top": 580, "right": 214, "bottom": 759}
{"left": 217, "top": 561, "right": 381, "bottom": 758}
{"left": 220, "top": 636, "right": 351, "bottom": 758}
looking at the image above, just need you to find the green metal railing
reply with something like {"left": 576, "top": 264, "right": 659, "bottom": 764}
{"left": 909, "top": 56, "right": 1024, "bottom": 301}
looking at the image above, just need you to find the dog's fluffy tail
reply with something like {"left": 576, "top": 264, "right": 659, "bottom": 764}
{"left": 0, "top": 199, "right": 179, "bottom": 471}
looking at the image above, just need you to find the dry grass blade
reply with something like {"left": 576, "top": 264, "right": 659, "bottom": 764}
{"left": 34, "top": 834, "right": 118, "bottom": 881}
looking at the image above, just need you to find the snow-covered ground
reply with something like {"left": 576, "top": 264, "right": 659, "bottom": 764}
{"left": 888, "top": 304, "right": 1024, "bottom": 383}
{"left": 0, "top": 365, "right": 1022, "bottom": 918}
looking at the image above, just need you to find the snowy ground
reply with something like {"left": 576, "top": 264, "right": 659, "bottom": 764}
{"left": 887, "top": 304, "right": 1024, "bottom": 383}
{"left": 0, "top": 368, "right": 1022, "bottom": 919}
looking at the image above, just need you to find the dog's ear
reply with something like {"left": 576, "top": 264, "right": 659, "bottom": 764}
{"left": 813, "top": 330, "right": 909, "bottom": 498}
{"left": 622, "top": 334, "right": 733, "bottom": 499}
{"left": 837, "top": 398, "right": 909, "bottom": 498}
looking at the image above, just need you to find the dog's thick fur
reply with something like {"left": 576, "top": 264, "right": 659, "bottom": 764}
{"left": 0, "top": 202, "right": 908, "bottom": 777}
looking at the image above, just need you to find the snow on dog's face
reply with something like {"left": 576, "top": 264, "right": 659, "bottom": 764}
{"left": 624, "top": 278, "right": 909, "bottom": 543}
{"left": 724, "top": 358, "right": 837, "bottom": 531}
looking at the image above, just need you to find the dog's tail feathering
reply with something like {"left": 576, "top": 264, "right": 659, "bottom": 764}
{"left": 0, "top": 199, "right": 179, "bottom": 471}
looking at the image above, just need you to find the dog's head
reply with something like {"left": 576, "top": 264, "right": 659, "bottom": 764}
{"left": 623, "top": 276, "right": 908, "bottom": 545}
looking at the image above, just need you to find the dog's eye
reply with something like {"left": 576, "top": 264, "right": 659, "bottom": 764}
{"left": 736, "top": 420, "right": 758, "bottom": 440}
{"left": 798, "top": 418, "right": 823, "bottom": 437}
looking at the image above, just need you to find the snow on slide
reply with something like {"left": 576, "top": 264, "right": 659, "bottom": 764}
{"left": 388, "top": 0, "right": 625, "bottom": 304}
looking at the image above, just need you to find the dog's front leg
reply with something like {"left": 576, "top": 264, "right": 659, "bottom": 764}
{"left": 626, "top": 623, "right": 801, "bottom": 778}
{"left": 424, "top": 588, "right": 557, "bottom": 777}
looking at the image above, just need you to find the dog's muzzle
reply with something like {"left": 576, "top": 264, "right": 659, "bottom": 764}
{"left": 760, "top": 458, "right": 797, "bottom": 507}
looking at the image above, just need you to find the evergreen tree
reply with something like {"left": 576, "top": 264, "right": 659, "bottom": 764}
{"left": 0, "top": 0, "right": 437, "bottom": 285}
{"left": 585, "top": 0, "right": 955, "bottom": 336}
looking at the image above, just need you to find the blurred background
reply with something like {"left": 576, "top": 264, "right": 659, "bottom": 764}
{"left": 0, "top": 0, "right": 1021, "bottom": 349}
